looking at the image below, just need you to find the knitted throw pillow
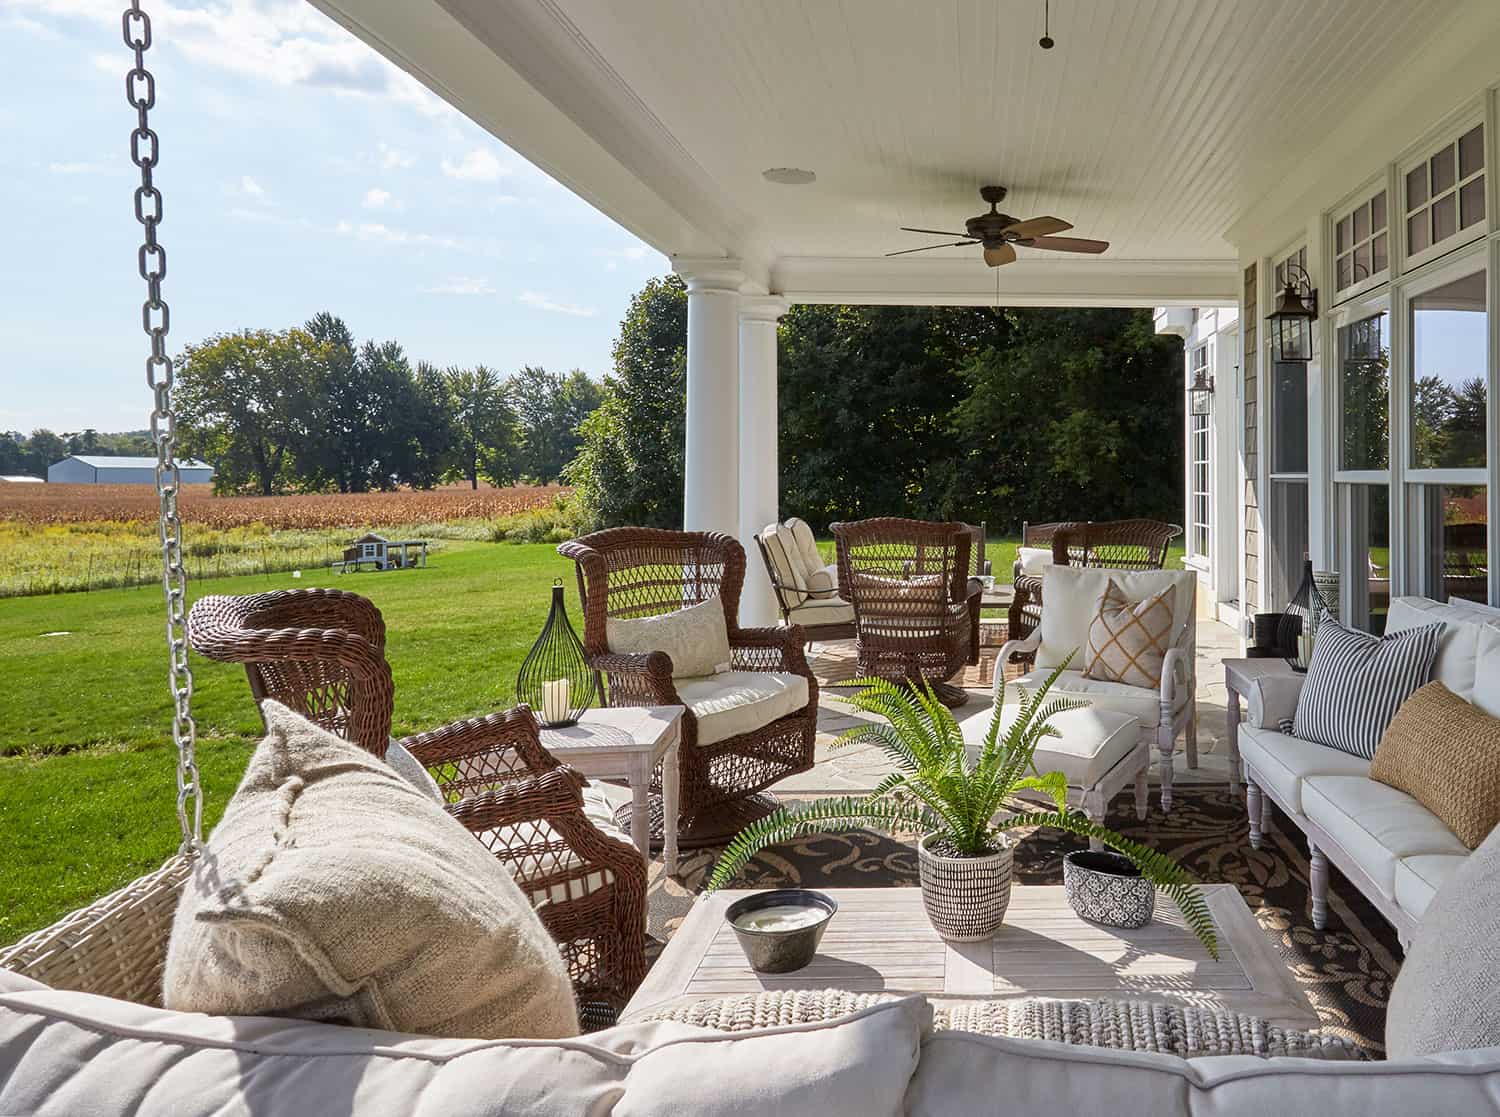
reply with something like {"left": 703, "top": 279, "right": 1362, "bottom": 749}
{"left": 1293, "top": 617, "right": 1443, "bottom": 759}
{"left": 1084, "top": 580, "right": 1174, "bottom": 689}
{"left": 163, "top": 701, "right": 579, "bottom": 1040}
{"left": 607, "top": 594, "right": 732, "bottom": 678}
{"left": 1371, "top": 680, "right": 1500, "bottom": 849}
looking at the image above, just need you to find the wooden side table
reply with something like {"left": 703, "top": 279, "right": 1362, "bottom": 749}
{"left": 541, "top": 706, "right": 683, "bottom": 875}
{"left": 1222, "top": 657, "right": 1300, "bottom": 797}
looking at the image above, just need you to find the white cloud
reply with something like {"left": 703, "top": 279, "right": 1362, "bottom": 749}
{"left": 519, "top": 291, "right": 596, "bottom": 318}
{"left": 377, "top": 142, "right": 414, "bottom": 169}
{"left": 362, "top": 187, "right": 393, "bottom": 209}
{"left": 48, "top": 160, "right": 105, "bottom": 175}
{"left": 241, "top": 175, "right": 265, "bottom": 198}
{"left": 422, "top": 277, "right": 495, "bottom": 296}
{"left": 334, "top": 219, "right": 462, "bottom": 251}
{"left": 441, "top": 148, "right": 508, "bottom": 183}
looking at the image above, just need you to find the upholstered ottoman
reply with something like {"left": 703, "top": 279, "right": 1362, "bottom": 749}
{"left": 962, "top": 706, "right": 1151, "bottom": 829}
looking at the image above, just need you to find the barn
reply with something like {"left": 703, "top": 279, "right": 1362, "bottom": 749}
{"left": 46, "top": 455, "right": 215, "bottom": 485}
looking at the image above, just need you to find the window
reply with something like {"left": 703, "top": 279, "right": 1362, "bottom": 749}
{"left": 1410, "top": 271, "right": 1486, "bottom": 470}
{"left": 1340, "top": 484, "right": 1391, "bottom": 634}
{"left": 1339, "top": 311, "right": 1390, "bottom": 471}
{"left": 1405, "top": 124, "right": 1485, "bottom": 258}
{"left": 1335, "top": 190, "right": 1388, "bottom": 293}
{"left": 1271, "top": 361, "right": 1308, "bottom": 474}
{"left": 1189, "top": 346, "right": 1211, "bottom": 560}
{"left": 1267, "top": 247, "right": 1312, "bottom": 610}
{"left": 1408, "top": 484, "right": 1488, "bottom": 603}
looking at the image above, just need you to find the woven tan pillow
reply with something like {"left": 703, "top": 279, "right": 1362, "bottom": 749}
{"left": 1083, "top": 579, "right": 1174, "bottom": 689}
{"left": 1371, "top": 680, "right": 1500, "bottom": 849}
{"left": 163, "top": 700, "right": 579, "bottom": 1039}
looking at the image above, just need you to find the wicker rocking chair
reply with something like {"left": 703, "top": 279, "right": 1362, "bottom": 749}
{"left": 831, "top": 518, "right": 982, "bottom": 708}
{"left": 1009, "top": 519, "right": 1182, "bottom": 645}
{"left": 558, "top": 528, "right": 819, "bottom": 845}
{"left": 185, "top": 588, "right": 648, "bottom": 1015}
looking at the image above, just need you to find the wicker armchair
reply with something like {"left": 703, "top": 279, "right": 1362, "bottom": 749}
{"left": 186, "top": 588, "right": 648, "bottom": 1014}
{"left": 831, "top": 518, "right": 981, "bottom": 708}
{"left": 1008, "top": 519, "right": 1182, "bottom": 645}
{"left": 558, "top": 528, "right": 819, "bottom": 844}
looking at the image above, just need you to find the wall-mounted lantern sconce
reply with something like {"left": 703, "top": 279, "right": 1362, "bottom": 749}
{"left": 1187, "top": 367, "right": 1215, "bottom": 415}
{"left": 1267, "top": 263, "right": 1318, "bottom": 363}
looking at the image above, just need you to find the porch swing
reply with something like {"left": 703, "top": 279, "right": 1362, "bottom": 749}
{"left": 0, "top": 2, "right": 648, "bottom": 1013}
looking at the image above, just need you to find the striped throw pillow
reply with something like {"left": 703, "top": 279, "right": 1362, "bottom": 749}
{"left": 1292, "top": 617, "right": 1444, "bottom": 759}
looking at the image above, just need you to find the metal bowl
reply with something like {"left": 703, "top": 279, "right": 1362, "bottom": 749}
{"left": 724, "top": 889, "right": 838, "bottom": 973}
{"left": 1063, "top": 850, "right": 1155, "bottom": 929}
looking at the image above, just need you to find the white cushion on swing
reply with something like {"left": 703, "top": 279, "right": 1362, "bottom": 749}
{"left": 162, "top": 701, "right": 578, "bottom": 1041}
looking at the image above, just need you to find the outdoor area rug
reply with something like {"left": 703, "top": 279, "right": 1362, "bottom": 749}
{"left": 644, "top": 784, "right": 1402, "bottom": 1056}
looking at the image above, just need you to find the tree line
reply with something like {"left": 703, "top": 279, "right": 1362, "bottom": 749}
{"left": 0, "top": 429, "right": 154, "bottom": 478}
{"left": 172, "top": 312, "right": 601, "bottom": 494}
{"left": 571, "top": 276, "right": 1184, "bottom": 534}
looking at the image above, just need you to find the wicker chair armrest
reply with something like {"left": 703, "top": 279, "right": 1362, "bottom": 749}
{"left": 400, "top": 706, "right": 559, "bottom": 777}
{"left": 730, "top": 626, "right": 813, "bottom": 677}
{"left": 587, "top": 650, "right": 681, "bottom": 705}
{"left": 189, "top": 621, "right": 387, "bottom": 678}
{"left": 442, "top": 765, "right": 586, "bottom": 833}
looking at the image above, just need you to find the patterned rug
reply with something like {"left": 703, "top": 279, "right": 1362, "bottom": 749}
{"left": 645, "top": 784, "right": 1403, "bottom": 1055}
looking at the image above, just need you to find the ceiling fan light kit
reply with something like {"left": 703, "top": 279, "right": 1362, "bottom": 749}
{"left": 888, "top": 184, "right": 1108, "bottom": 267}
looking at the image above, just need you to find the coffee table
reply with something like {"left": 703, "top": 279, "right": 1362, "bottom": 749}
{"left": 539, "top": 705, "right": 682, "bottom": 874}
{"left": 623, "top": 884, "right": 1318, "bottom": 1029}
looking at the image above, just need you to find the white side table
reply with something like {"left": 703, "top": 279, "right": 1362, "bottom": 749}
{"left": 540, "top": 705, "right": 683, "bottom": 874}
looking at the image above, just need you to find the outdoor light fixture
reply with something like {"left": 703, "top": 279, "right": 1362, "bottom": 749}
{"left": 1187, "top": 367, "right": 1215, "bottom": 415}
{"left": 516, "top": 578, "right": 596, "bottom": 728}
{"left": 1267, "top": 264, "right": 1318, "bottom": 363}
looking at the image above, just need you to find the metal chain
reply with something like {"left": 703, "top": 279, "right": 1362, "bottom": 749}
{"left": 125, "top": 1, "right": 201, "bottom": 850}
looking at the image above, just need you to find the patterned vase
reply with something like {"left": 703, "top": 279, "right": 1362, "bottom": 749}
{"left": 917, "top": 832, "right": 1014, "bottom": 941}
{"left": 1062, "top": 850, "right": 1155, "bottom": 929}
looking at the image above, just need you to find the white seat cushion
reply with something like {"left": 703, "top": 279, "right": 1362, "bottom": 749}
{"left": 1006, "top": 669, "right": 1185, "bottom": 727}
{"left": 1394, "top": 853, "right": 1468, "bottom": 919}
{"left": 1301, "top": 775, "right": 1468, "bottom": 898}
{"left": 676, "top": 670, "right": 811, "bottom": 745}
{"left": 1238, "top": 726, "right": 1370, "bottom": 814}
{"left": 1035, "top": 566, "right": 1195, "bottom": 672}
{"left": 963, "top": 705, "right": 1141, "bottom": 788}
{"left": 1015, "top": 546, "right": 1053, "bottom": 577}
{"left": 481, "top": 785, "right": 626, "bottom": 908}
{"left": 787, "top": 598, "right": 855, "bottom": 626}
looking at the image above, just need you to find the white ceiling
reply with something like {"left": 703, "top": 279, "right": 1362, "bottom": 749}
{"left": 315, "top": 0, "right": 1500, "bottom": 303}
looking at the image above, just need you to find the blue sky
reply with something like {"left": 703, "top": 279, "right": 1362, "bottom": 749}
{"left": 0, "top": 0, "right": 667, "bottom": 434}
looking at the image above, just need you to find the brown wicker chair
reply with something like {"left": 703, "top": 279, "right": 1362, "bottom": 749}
{"left": 558, "top": 528, "right": 819, "bottom": 844}
{"left": 186, "top": 588, "right": 648, "bottom": 1016}
{"left": 1008, "top": 519, "right": 1182, "bottom": 645}
{"left": 831, "top": 517, "right": 981, "bottom": 708}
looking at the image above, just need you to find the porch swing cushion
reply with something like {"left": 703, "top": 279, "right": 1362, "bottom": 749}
{"left": 162, "top": 701, "right": 579, "bottom": 1041}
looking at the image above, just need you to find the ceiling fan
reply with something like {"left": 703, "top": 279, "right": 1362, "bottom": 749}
{"left": 888, "top": 185, "right": 1109, "bottom": 267}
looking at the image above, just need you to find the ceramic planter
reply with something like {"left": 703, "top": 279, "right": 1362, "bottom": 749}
{"left": 917, "top": 832, "right": 1014, "bottom": 941}
{"left": 1063, "top": 849, "right": 1155, "bottom": 928}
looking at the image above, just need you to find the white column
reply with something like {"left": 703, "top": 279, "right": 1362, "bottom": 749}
{"left": 676, "top": 260, "right": 744, "bottom": 538}
{"left": 738, "top": 296, "right": 790, "bottom": 627}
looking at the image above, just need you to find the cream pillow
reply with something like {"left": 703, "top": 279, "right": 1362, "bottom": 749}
{"left": 163, "top": 700, "right": 578, "bottom": 1040}
{"left": 1083, "top": 579, "right": 1174, "bottom": 689}
{"left": 607, "top": 594, "right": 732, "bottom": 678}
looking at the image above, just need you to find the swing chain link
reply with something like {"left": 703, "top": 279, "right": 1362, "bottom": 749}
{"left": 125, "top": 0, "right": 201, "bottom": 851}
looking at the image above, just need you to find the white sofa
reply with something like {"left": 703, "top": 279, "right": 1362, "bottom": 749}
{"left": 1237, "top": 595, "right": 1500, "bottom": 947}
{"left": 994, "top": 565, "right": 1198, "bottom": 810}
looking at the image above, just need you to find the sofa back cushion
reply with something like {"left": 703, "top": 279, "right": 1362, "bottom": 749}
{"left": 0, "top": 986, "right": 928, "bottom": 1117}
{"left": 1292, "top": 618, "right": 1442, "bottom": 760}
{"left": 1371, "top": 680, "right": 1500, "bottom": 849}
{"left": 1386, "top": 596, "right": 1488, "bottom": 700}
{"left": 1387, "top": 820, "right": 1500, "bottom": 1057}
{"left": 1036, "top": 566, "right": 1194, "bottom": 673}
{"left": 607, "top": 594, "right": 732, "bottom": 678}
{"left": 163, "top": 701, "right": 578, "bottom": 1041}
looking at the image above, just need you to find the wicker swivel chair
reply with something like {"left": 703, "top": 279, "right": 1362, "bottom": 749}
{"left": 831, "top": 517, "right": 981, "bottom": 708}
{"left": 558, "top": 528, "right": 819, "bottom": 845}
{"left": 1008, "top": 519, "right": 1182, "bottom": 644}
{"left": 186, "top": 588, "right": 648, "bottom": 1015}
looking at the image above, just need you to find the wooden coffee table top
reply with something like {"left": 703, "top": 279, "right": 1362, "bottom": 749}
{"left": 624, "top": 885, "right": 1318, "bottom": 1029}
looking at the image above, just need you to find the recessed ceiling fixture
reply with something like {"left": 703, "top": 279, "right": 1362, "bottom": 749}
{"left": 762, "top": 167, "right": 816, "bottom": 185}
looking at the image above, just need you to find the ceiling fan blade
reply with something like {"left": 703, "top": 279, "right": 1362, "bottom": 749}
{"left": 885, "top": 240, "right": 978, "bottom": 257}
{"left": 900, "top": 226, "right": 970, "bottom": 237}
{"left": 984, "top": 243, "right": 1017, "bottom": 267}
{"left": 1002, "top": 216, "right": 1073, "bottom": 238}
{"left": 1027, "top": 235, "right": 1110, "bottom": 254}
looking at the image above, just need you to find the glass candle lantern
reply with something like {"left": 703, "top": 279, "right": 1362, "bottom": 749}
{"left": 517, "top": 579, "right": 596, "bottom": 728}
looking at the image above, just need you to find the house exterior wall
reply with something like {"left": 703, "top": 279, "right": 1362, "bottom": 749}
{"left": 1242, "top": 264, "right": 1259, "bottom": 619}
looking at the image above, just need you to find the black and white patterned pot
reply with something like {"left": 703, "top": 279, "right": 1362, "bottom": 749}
{"left": 1063, "top": 850, "right": 1155, "bottom": 928}
{"left": 917, "top": 832, "right": 1013, "bottom": 941}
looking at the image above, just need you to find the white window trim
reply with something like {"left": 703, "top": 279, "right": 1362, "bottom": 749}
{"left": 1397, "top": 107, "right": 1489, "bottom": 275}
{"left": 1328, "top": 173, "right": 1394, "bottom": 306}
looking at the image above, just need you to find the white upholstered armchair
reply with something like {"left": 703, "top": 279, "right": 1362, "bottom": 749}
{"left": 993, "top": 565, "right": 1198, "bottom": 810}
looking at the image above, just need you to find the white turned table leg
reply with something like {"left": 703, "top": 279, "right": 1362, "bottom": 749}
{"left": 1082, "top": 787, "right": 1106, "bottom": 851}
{"left": 1260, "top": 785, "right": 1274, "bottom": 837}
{"left": 1309, "top": 843, "right": 1330, "bottom": 930}
{"left": 1158, "top": 727, "right": 1175, "bottom": 814}
{"left": 1246, "top": 781, "right": 1264, "bottom": 849}
{"left": 662, "top": 731, "right": 681, "bottom": 876}
{"left": 1225, "top": 681, "right": 1243, "bottom": 795}
{"left": 1134, "top": 766, "right": 1149, "bottom": 820}
{"left": 629, "top": 754, "right": 653, "bottom": 871}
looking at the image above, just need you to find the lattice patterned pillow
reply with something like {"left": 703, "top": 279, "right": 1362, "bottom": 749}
{"left": 1083, "top": 579, "right": 1174, "bottom": 689}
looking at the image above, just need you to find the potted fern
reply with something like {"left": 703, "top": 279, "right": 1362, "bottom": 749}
{"left": 706, "top": 664, "right": 1217, "bottom": 956}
